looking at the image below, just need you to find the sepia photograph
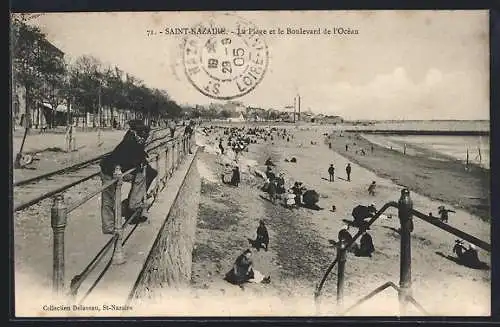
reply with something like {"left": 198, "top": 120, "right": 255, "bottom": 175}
{"left": 10, "top": 10, "right": 490, "bottom": 317}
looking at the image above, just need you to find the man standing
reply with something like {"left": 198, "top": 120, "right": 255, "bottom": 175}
{"left": 346, "top": 163, "right": 352, "bottom": 182}
{"left": 328, "top": 164, "right": 335, "bottom": 182}
{"left": 99, "top": 120, "right": 158, "bottom": 234}
{"left": 184, "top": 120, "right": 194, "bottom": 154}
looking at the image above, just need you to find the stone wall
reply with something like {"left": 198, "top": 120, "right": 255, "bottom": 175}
{"left": 130, "top": 150, "right": 201, "bottom": 300}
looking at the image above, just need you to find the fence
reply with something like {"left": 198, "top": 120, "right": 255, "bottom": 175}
{"left": 49, "top": 132, "right": 194, "bottom": 302}
{"left": 314, "top": 188, "right": 491, "bottom": 315}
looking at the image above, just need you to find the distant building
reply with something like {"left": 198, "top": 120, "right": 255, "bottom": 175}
{"left": 12, "top": 34, "right": 66, "bottom": 129}
{"left": 312, "top": 114, "right": 344, "bottom": 124}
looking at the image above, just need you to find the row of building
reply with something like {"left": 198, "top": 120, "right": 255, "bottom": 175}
{"left": 200, "top": 101, "right": 344, "bottom": 124}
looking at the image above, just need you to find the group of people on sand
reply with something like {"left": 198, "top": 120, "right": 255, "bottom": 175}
{"left": 262, "top": 158, "right": 321, "bottom": 210}
{"left": 202, "top": 125, "right": 301, "bottom": 289}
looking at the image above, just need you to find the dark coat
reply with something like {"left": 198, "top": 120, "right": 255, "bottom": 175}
{"left": 338, "top": 229, "right": 353, "bottom": 245}
{"left": 360, "top": 233, "right": 375, "bottom": 254}
{"left": 257, "top": 224, "right": 269, "bottom": 244}
{"left": 100, "top": 131, "right": 147, "bottom": 176}
{"left": 352, "top": 205, "right": 377, "bottom": 222}
{"left": 230, "top": 168, "right": 241, "bottom": 185}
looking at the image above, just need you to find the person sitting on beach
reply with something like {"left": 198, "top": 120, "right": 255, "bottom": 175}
{"left": 368, "top": 181, "right": 377, "bottom": 196}
{"left": 453, "top": 240, "right": 482, "bottom": 268}
{"left": 355, "top": 231, "right": 375, "bottom": 257}
{"left": 267, "top": 179, "right": 278, "bottom": 204}
{"left": 224, "top": 249, "right": 271, "bottom": 288}
{"left": 265, "top": 157, "right": 275, "bottom": 167}
{"left": 276, "top": 173, "right": 286, "bottom": 194}
{"left": 338, "top": 225, "right": 354, "bottom": 246}
{"left": 352, "top": 204, "right": 377, "bottom": 227}
{"left": 230, "top": 166, "right": 241, "bottom": 187}
{"left": 291, "top": 182, "right": 305, "bottom": 208}
{"left": 438, "top": 206, "right": 456, "bottom": 223}
{"left": 265, "top": 166, "right": 276, "bottom": 181}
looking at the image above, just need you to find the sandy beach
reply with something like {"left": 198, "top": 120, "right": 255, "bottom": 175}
{"left": 183, "top": 124, "right": 490, "bottom": 316}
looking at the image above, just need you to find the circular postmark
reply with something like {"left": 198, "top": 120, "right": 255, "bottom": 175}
{"left": 182, "top": 14, "right": 269, "bottom": 100}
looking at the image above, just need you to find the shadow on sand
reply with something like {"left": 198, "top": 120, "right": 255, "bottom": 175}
{"left": 435, "top": 251, "right": 489, "bottom": 270}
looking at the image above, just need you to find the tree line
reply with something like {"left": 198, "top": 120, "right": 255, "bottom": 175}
{"left": 11, "top": 17, "right": 183, "bottom": 129}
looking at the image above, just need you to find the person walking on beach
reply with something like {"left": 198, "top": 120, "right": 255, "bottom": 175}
{"left": 328, "top": 164, "right": 335, "bottom": 182}
{"left": 438, "top": 205, "right": 456, "bottom": 223}
{"left": 345, "top": 144, "right": 349, "bottom": 152}
{"left": 368, "top": 181, "right": 377, "bottom": 196}
{"left": 346, "top": 163, "right": 352, "bottom": 182}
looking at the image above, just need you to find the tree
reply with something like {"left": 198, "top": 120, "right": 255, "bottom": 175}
{"left": 41, "top": 54, "right": 67, "bottom": 128}
{"left": 221, "top": 109, "right": 231, "bottom": 119}
{"left": 70, "top": 55, "right": 103, "bottom": 126}
{"left": 11, "top": 19, "right": 55, "bottom": 127}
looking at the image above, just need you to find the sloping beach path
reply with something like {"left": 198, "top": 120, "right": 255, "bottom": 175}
{"left": 167, "top": 125, "right": 490, "bottom": 316}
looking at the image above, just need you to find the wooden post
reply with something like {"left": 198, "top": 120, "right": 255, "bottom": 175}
{"left": 398, "top": 188, "right": 413, "bottom": 315}
{"left": 337, "top": 240, "right": 347, "bottom": 308}
{"left": 51, "top": 194, "right": 68, "bottom": 295}
{"left": 112, "top": 166, "right": 126, "bottom": 265}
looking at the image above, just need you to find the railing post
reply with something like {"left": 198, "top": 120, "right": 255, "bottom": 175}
{"left": 177, "top": 138, "right": 181, "bottom": 167}
{"left": 172, "top": 142, "right": 176, "bottom": 170}
{"left": 51, "top": 194, "right": 67, "bottom": 296}
{"left": 398, "top": 188, "right": 413, "bottom": 315}
{"left": 154, "top": 152, "right": 160, "bottom": 195}
{"left": 337, "top": 240, "right": 347, "bottom": 308}
{"left": 112, "top": 166, "right": 126, "bottom": 265}
{"left": 164, "top": 145, "right": 169, "bottom": 183}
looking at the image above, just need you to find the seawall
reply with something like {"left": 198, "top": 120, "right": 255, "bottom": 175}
{"left": 129, "top": 148, "right": 202, "bottom": 300}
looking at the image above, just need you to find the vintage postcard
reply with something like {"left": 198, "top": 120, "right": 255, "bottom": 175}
{"left": 10, "top": 10, "right": 490, "bottom": 317}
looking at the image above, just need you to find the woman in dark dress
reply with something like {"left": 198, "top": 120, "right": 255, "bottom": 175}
{"left": 230, "top": 166, "right": 241, "bottom": 187}
{"left": 225, "top": 249, "right": 254, "bottom": 286}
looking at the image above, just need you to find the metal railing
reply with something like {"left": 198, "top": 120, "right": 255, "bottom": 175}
{"left": 314, "top": 188, "right": 491, "bottom": 316}
{"left": 49, "top": 133, "right": 194, "bottom": 302}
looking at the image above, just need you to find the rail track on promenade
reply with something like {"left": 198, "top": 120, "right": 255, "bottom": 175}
{"left": 13, "top": 127, "right": 175, "bottom": 212}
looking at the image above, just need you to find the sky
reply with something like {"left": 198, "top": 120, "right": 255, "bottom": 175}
{"left": 19, "top": 10, "right": 489, "bottom": 120}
